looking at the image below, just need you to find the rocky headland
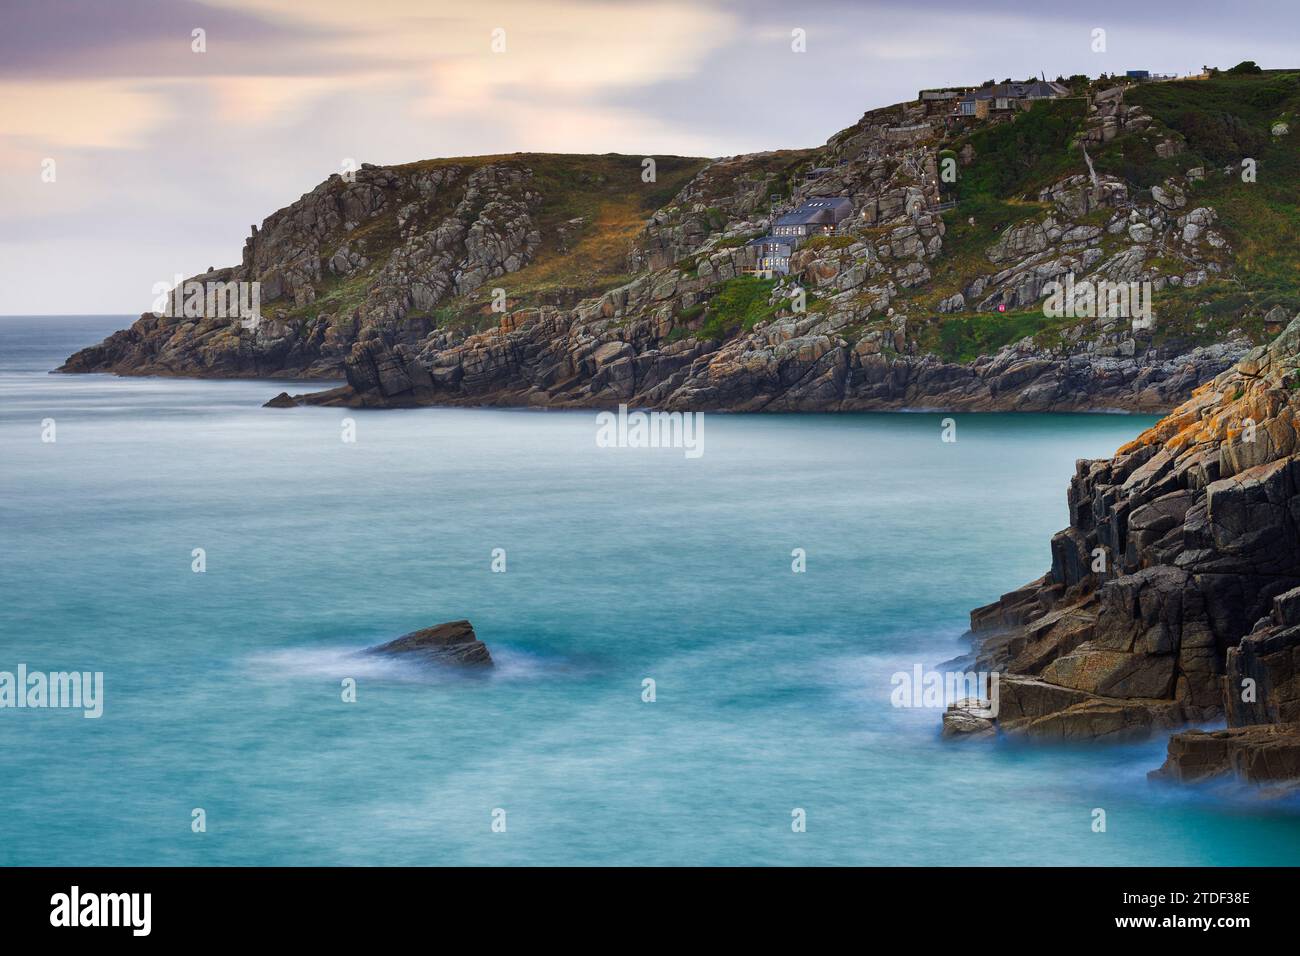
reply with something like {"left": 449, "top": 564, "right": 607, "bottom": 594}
{"left": 62, "top": 71, "right": 1295, "bottom": 414}
{"left": 948, "top": 314, "right": 1300, "bottom": 791}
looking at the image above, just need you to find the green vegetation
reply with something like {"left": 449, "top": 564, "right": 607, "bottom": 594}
{"left": 919, "top": 99, "right": 1088, "bottom": 309}
{"left": 1127, "top": 72, "right": 1298, "bottom": 161}
{"left": 917, "top": 193, "right": 1046, "bottom": 308}
{"left": 1228, "top": 61, "right": 1264, "bottom": 75}
{"left": 802, "top": 234, "right": 856, "bottom": 252}
{"left": 926, "top": 72, "right": 1300, "bottom": 352}
{"left": 1144, "top": 281, "right": 1273, "bottom": 348}
{"left": 949, "top": 99, "right": 1088, "bottom": 200}
{"left": 1116, "top": 71, "right": 1300, "bottom": 337}
{"left": 270, "top": 271, "right": 372, "bottom": 328}
{"left": 919, "top": 308, "right": 1065, "bottom": 364}
{"left": 1062, "top": 74, "right": 1092, "bottom": 96}
{"left": 693, "top": 277, "right": 780, "bottom": 340}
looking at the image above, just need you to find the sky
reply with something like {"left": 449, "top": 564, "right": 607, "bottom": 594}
{"left": 2, "top": 0, "right": 1297, "bottom": 315}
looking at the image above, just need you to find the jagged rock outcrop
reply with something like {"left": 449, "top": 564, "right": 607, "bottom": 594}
{"left": 1081, "top": 84, "right": 1160, "bottom": 148}
{"left": 366, "top": 619, "right": 492, "bottom": 667}
{"left": 1150, "top": 581, "right": 1300, "bottom": 787}
{"left": 628, "top": 150, "right": 810, "bottom": 272}
{"left": 1227, "top": 585, "right": 1300, "bottom": 727}
{"left": 281, "top": 303, "right": 1242, "bottom": 413}
{"left": 951, "top": 315, "right": 1300, "bottom": 786}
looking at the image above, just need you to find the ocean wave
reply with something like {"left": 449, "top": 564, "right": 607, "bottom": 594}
{"left": 242, "top": 643, "right": 582, "bottom": 685}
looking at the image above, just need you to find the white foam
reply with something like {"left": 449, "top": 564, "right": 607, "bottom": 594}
{"left": 243, "top": 644, "right": 580, "bottom": 685}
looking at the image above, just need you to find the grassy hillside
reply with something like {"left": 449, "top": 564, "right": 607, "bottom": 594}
{"left": 953, "top": 98, "right": 1090, "bottom": 200}
{"left": 446, "top": 153, "right": 707, "bottom": 309}
{"left": 432, "top": 150, "right": 818, "bottom": 331}
{"left": 1097, "top": 70, "right": 1300, "bottom": 341}
{"left": 918, "top": 71, "right": 1300, "bottom": 360}
{"left": 270, "top": 153, "right": 710, "bottom": 334}
{"left": 270, "top": 72, "right": 1299, "bottom": 363}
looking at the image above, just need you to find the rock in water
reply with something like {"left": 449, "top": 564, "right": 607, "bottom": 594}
{"left": 367, "top": 619, "right": 493, "bottom": 667}
{"left": 1150, "top": 725, "right": 1300, "bottom": 789}
{"left": 941, "top": 698, "right": 997, "bottom": 737}
{"left": 264, "top": 392, "right": 298, "bottom": 408}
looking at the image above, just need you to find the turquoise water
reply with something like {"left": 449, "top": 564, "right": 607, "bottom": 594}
{"left": 2, "top": 314, "right": 1299, "bottom": 866}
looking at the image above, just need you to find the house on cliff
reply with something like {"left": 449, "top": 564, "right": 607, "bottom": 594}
{"left": 748, "top": 196, "right": 853, "bottom": 277}
{"left": 771, "top": 196, "right": 854, "bottom": 238}
{"left": 918, "top": 87, "right": 975, "bottom": 116}
{"left": 957, "top": 80, "right": 1069, "bottom": 118}
{"left": 746, "top": 235, "right": 795, "bottom": 276}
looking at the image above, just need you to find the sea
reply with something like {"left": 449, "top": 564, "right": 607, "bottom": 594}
{"left": 2, "top": 314, "right": 1297, "bottom": 865}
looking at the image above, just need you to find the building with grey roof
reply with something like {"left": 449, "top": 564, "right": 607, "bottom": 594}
{"left": 747, "top": 235, "right": 796, "bottom": 275}
{"left": 771, "top": 196, "right": 854, "bottom": 238}
{"left": 958, "top": 80, "right": 1070, "bottom": 117}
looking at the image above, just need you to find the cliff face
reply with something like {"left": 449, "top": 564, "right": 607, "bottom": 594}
{"left": 60, "top": 161, "right": 552, "bottom": 380}
{"left": 952, "top": 316, "right": 1300, "bottom": 788}
{"left": 62, "top": 73, "right": 1294, "bottom": 413}
{"left": 297, "top": 152, "right": 1244, "bottom": 412}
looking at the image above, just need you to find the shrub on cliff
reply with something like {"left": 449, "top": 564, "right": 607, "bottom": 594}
{"left": 952, "top": 99, "right": 1087, "bottom": 200}
{"left": 697, "top": 277, "right": 779, "bottom": 340}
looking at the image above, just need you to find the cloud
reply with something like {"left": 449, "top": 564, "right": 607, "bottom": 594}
{"left": 0, "top": 81, "right": 166, "bottom": 149}
{"left": 403, "top": 0, "right": 735, "bottom": 152}
{"left": 0, "top": 0, "right": 353, "bottom": 80}
{"left": 2, "top": 0, "right": 1299, "bottom": 313}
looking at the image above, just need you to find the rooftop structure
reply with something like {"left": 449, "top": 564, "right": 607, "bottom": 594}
{"left": 772, "top": 196, "right": 854, "bottom": 237}
{"left": 957, "top": 80, "right": 1070, "bottom": 118}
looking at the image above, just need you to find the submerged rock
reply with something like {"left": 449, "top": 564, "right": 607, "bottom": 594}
{"left": 367, "top": 619, "right": 493, "bottom": 667}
